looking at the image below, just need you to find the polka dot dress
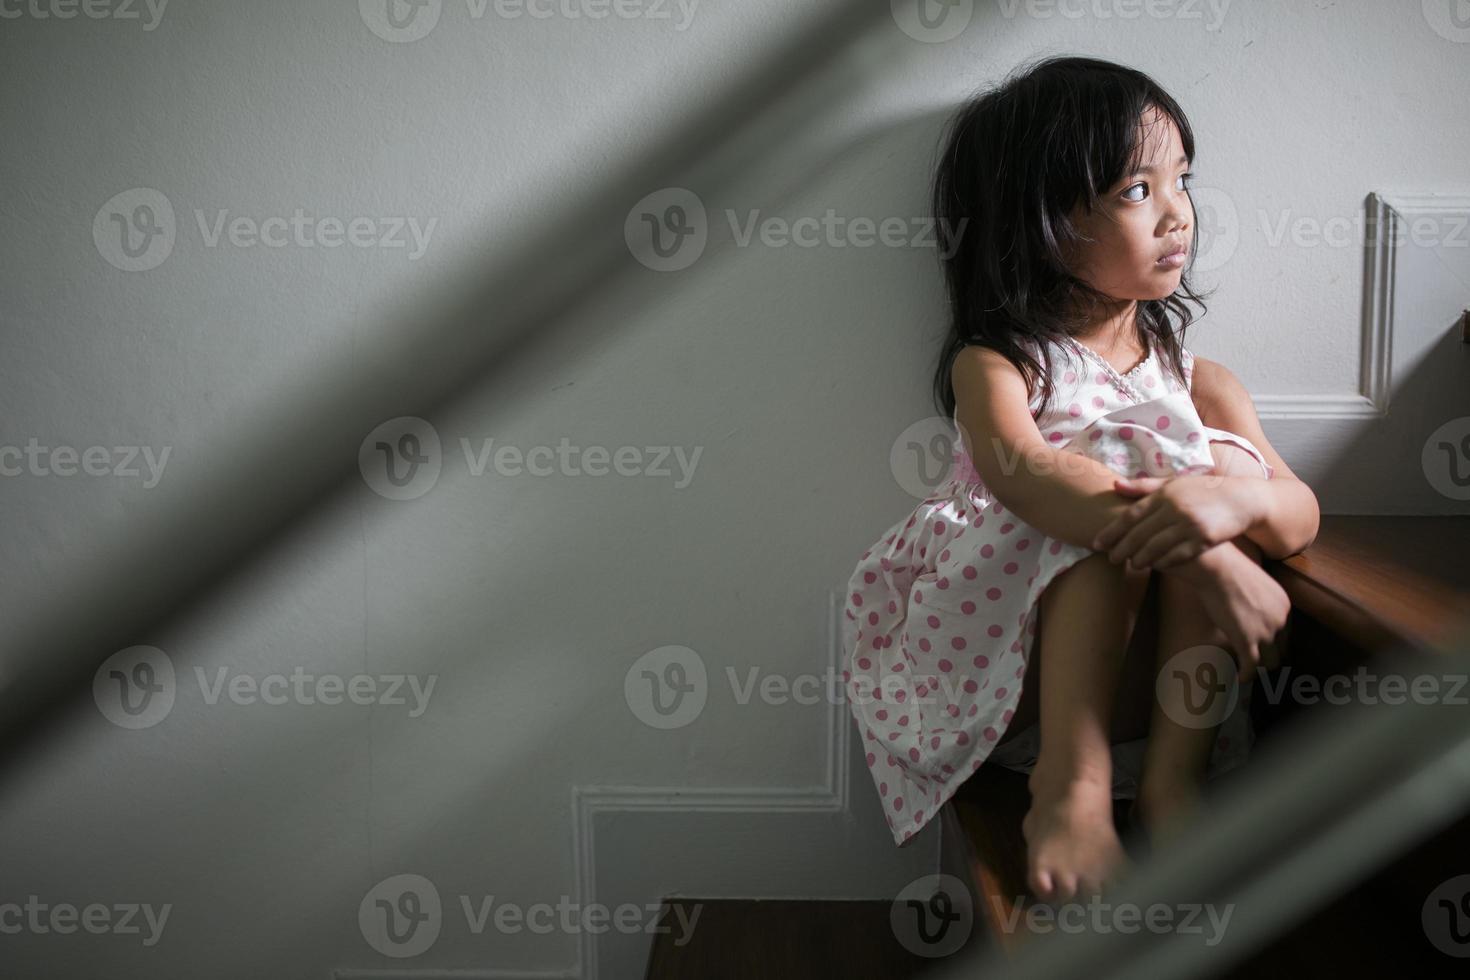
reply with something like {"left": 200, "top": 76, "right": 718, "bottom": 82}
{"left": 842, "top": 335, "right": 1274, "bottom": 846}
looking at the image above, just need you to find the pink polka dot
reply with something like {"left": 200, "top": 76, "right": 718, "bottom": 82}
{"left": 983, "top": 726, "right": 998, "bottom": 741}
{"left": 986, "top": 587, "right": 1003, "bottom": 601}
{"left": 1119, "top": 426, "right": 1133, "bottom": 440}
{"left": 1049, "top": 540, "right": 1063, "bottom": 554}
{"left": 939, "top": 549, "right": 950, "bottom": 562}
{"left": 950, "top": 636, "right": 967, "bottom": 650}
{"left": 1090, "top": 430, "right": 1103, "bottom": 441}
{"left": 1144, "top": 376, "right": 1156, "bottom": 388}
{"left": 880, "top": 782, "right": 888, "bottom": 796}
{"left": 1016, "top": 538, "right": 1031, "bottom": 551}
{"left": 1064, "top": 370, "right": 1077, "bottom": 383}
{"left": 1095, "top": 371, "right": 1109, "bottom": 385}
{"left": 935, "top": 521, "right": 946, "bottom": 534}
{"left": 863, "top": 571, "right": 876, "bottom": 583}
{"left": 1068, "top": 403, "right": 1082, "bottom": 417}
{"left": 1003, "top": 709, "right": 1014, "bottom": 723}
{"left": 850, "top": 592, "right": 862, "bottom": 606}
{"left": 962, "top": 565, "right": 977, "bottom": 579}
{"left": 1093, "top": 395, "right": 1106, "bottom": 408}
{"left": 961, "top": 600, "right": 976, "bottom": 614}
{"left": 973, "top": 654, "right": 989, "bottom": 668}
{"left": 980, "top": 544, "right": 994, "bottom": 559}
{"left": 1003, "top": 561, "right": 1019, "bottom": 574}
{"left": 1000, "top": 522, "right": 1015, "bottom": 534}
{"left": 858, "top": 657, "right": 871, "bottom": 669}
{"left": 995, "top": 687, "right": 1008, "bottom": 699}
{"left": 867, "top": 612, "right": 879, "bottom": 626}
{"left": 1187, "top": 431, "right": 1201, "bottom": 442}
{"left": 956, "top": 731, "right": 970, "bottom": 746}
{"left": 938, "top": 658, "right": 953, "bottom": 672}
{"left": 1156, "top": 415, "right": 1170, "bottom": 430}
{"left": 918, "top": 638, "right": 930, "bottom": 652}
{"left": 936, "top": 577, "right": 950, "bottom": 590}
{"left": 1048, "top": 431, "right": 1063, "bottom": 443}
{"left": 987, "top": 624, "right": 1003, "bottom": 638}
{"left": 963, "top": 679, "right": 978, "bottom": 693}
{"left": 894, "top": 797, "right": 904, "bottom": 812}
{"left": 926, "top": 614, "right": 941, "bottom": 629}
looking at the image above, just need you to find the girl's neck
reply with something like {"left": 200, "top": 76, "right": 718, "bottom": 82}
{"left": 1069, "top": 299, "right": 1142, "bottom": 352}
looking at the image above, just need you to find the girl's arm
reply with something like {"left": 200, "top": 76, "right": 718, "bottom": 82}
{"left": 1189, "top": 356, "right": 1321, "bottom": 560}
{"left": 954, "top": 345, "right": 1219, "bottom": 549}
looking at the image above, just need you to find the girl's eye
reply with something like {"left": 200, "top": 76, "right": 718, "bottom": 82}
{"left": 1122, "top": 172, "right": 1194, "bottom": 202}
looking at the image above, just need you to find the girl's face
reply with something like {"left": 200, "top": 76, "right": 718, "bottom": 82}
{"left": 1064, "top": 105, "right": 1194, "bottom": 304}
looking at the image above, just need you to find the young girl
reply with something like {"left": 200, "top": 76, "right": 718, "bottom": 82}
{"left": 841, "top": 56, "right": 1320, "bottom": 902}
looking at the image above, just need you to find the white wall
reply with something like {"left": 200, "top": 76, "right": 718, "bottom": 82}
{"left": 1, "top": 1, "right": 1466, "bottom": 977}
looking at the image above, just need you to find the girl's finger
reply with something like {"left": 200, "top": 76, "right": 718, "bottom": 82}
{"left": 1152, "top": 540, "right": 1202, "bottom": 569}
{"left": 1108, "top": 507, "right": 1173, "bottom": 564}
{"left": 1130, "top": 525, "right": 1193, "bottom": 568}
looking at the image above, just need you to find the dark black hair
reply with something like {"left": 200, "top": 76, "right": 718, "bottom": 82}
{"left": 930, "top": 55, "right": 1210, "bottom": 423}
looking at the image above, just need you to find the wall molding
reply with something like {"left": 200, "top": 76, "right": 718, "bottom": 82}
{"left": 568, "top": 588, "right": 854, "bottom": 979}
{"left": 1252, "top": 192, "right": 1470, "bottom": 420}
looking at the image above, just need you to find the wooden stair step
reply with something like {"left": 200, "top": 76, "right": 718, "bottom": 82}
{"left": 1268, "top": 515, "right": 1470, "bottom": 655}
{"left": 642, "top": 898, "right": 946, "bottom": 979}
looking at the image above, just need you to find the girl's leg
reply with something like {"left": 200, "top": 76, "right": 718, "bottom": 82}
{"left": 1022, "top": 550, "right": 1152, "bottom": 901}
{"left": 1135, "top": 441, "right": 1271, "bottom": 840}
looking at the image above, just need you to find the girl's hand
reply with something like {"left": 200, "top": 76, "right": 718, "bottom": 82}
{"left": 1165, "top": 543, "right": 1291, "bottom": 682}
{"left": 1092, "top": 473, "right": 1265, "bottom": 571}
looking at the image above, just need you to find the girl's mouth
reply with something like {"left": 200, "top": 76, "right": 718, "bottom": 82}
{"left": 1156, "top": 248, "right": 1188, "bottom": 269}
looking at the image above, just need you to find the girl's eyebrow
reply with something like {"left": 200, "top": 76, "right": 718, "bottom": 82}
{"left": 1131, "top": 154, "right": 1190, "bottom": 176}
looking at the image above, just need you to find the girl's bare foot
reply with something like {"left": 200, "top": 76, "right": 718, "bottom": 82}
{"left": 1022, "top": 774, "right": 1130, "bottom": 902}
